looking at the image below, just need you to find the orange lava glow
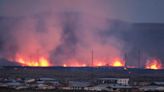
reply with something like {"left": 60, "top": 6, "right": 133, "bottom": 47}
{"left": 89, "top": 57, "right": 124, "bottom": 67}
{"left": 97, "top": 63, "right": 103, "bottom": 66}
{"left": 61, "top": 57, "right": 125, "bottom": 67}
{"left": 62, "top": 59, "right": 87, "bottom": 67}
{"left": 15, "top": 54, "right": 51, "bottom": 67}
{"left": 63, "top": 63, "right": 86, "bottom": 67}
{"left": 63, "top": 64, "right": 67, "bottom": 67}
{"left": 93, "top": 59, "right": 106, "bottom": 67}
{"left": 112, "top": 58, "right": 124, "bottom": 67}
{"left": 145, "top": 58, "right": 162, "bottom": 70}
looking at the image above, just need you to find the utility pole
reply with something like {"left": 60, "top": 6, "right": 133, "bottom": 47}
{"left": 91, "top": 49, "right": 93, "bottom": 67}
{"left": 124, "top": 53, "right": 128, "bottom": 68}
{"left": 90, "top": 49, "right": 94, "bottom": 81}
{"left": 138, "top": 49, "right": 141, "bottom": 68}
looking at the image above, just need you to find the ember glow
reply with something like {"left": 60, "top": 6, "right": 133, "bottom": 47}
{"left": 61, "top": 57, "right": 125, "bottom": 67}
{"left": 63, "top": 63, "right": 86, "bottom": 67}
{"left": 15, "top": 54, "right": 51, "bottom": 67}
{"left": 92, "top": 58, "right": 124, "bottom": 67}
{"left": 112, "top": 58, "right": 124, "bottom": 67}
{"left": 145, "top": 58, "right": 162, "bottom": 70}
{"left": 62, "top": 59, "right": 87, "bottom": 67}
{"left": 93, "top": 59, "right": 107, "bottom": 67}
{"left": 113, "top": 61, "right": 123, "bottom": 67}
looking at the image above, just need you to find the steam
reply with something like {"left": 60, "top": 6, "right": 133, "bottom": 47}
{"left": 0, "top": 0, "right": 130, "bottom": 66}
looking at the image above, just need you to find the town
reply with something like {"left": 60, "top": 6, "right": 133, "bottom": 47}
{"left": 0, "top": 66, "right": 164, "bottom": 92}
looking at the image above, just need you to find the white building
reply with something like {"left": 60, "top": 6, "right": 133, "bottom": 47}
{"left": 37, "top": 77, "right": 60, "bottom": 86}
{"left": 117, "top": 78, "right": 129, "bottom": 85}
{"left": 86, "top": 84, "right": 112, "bottom": 91}
{"left": 25, "top": 78, "right": 35, "bottom": 83}
{"left": 96, "top": 78, "right": 129, "bottom": 86}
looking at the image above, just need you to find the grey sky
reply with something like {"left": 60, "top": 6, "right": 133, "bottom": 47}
{"left": 0, "top": 0, "right": 164, "bottom": 23}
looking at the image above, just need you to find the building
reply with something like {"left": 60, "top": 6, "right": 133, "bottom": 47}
{"left": 96, "top": 78, "right": 129, "bottom": 86}
{"left": 139, "top": 86, "right": 164, "bottom": 92}
{"left": 68, "top": 81, "right": 90, "bottom": 90}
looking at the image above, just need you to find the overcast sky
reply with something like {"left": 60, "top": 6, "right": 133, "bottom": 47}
{"left": 0, "top": 0, "right": 164, "bottom": 23}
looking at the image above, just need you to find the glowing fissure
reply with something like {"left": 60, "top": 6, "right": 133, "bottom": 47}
{"left": 145, "top": 58, "right": 162, "bottom": 70}
{"left": 15, "top": 54, "right": 126, "bottom": 67}
{"left": 61, "top": 57, "right": 125, "bottom": 67}
{"left": 112, "top": 58, "right": 124, "bottom": 67}
{"left": 15, "top": 54, "right": 51, "bottom": 67}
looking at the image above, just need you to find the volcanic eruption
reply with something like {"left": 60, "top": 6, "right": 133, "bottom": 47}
{"left": 145, "top": 58, "right": 162, "bottom": 70}
{"left": 15, "top": 54, "right": 51, "bottom": 67}
{"left": 0, "top": 0, "right": 139, "bottom": 68}
{"left": 112, "top": 57, "right": 124, "bottom": 67}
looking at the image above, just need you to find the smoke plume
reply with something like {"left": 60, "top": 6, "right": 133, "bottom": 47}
{"left": 0, "top": 0, "right": 130, "bottom": 66}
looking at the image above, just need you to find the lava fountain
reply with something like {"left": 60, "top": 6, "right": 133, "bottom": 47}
{"left": 112, "top": 57, "right": 124, "bottom": 67}
{"left": 15, "top": 54, "right": 51, "bottom": 67}
{"left": 91, "top": 57, "right": 124, "bottom": 67}
{"left": 145, "top": 58, "right": 162, "bottom": 70}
